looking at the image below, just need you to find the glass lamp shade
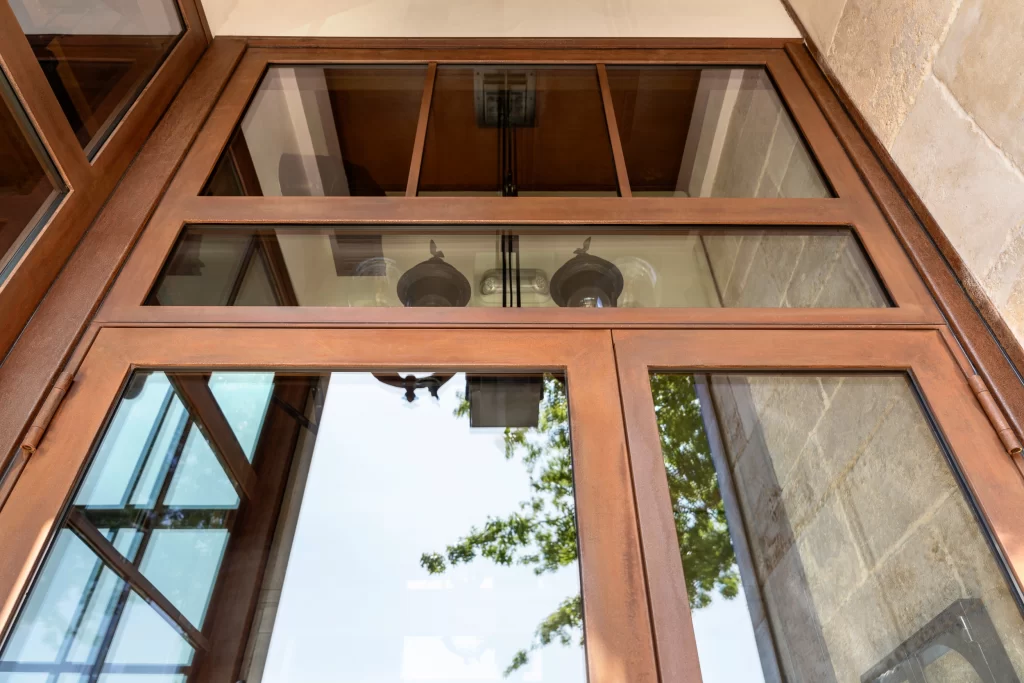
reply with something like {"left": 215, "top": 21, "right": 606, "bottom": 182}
{"left": 550, "top": 238, "right": 624, "bottom": 308}
{"left": 396, "top": 241, "right": 472, "bottom": 307}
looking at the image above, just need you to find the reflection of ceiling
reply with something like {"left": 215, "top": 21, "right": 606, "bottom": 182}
{"left": 201, "top": 0, "right": 800, "bottom": 39}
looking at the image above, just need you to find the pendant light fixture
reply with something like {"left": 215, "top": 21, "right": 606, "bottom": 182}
{"left": 549, "top": 237, "right": 624, "bottom": 308}
{"left": 396, "top": 240, "right": 472, "bottom": 307}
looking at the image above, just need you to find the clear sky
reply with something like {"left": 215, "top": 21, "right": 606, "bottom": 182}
{"left": 261, "top": 371, "right": 766, "bottom": 683}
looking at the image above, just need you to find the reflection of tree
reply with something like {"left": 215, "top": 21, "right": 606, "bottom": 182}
{"left": 420, "top": 374, "right": 737, "bottom": 676}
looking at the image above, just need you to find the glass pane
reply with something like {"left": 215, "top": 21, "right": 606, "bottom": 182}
{"left": 241, "top": 372, "right": 586, "bottom": 683}
{"left": 418, "top": 65, "right": 618, "bottom": 196}
{"left": 0, "top": 70, "right": 65, "bottom": 284}
{"left": 149, "top": 226, "right": 889, "bottom": 308}
{"left": 652, "top": 372, "right": 1024, "bottom": 682}
{"left": 203, "top": 65, "right": 427, "bottom": 196}
{"left": 606, "top": 67, "right": 832, "bottom": 197}
{"left": 0, "top": 529, "right": 195, "bottom": 679}
{"left": 1, "top": 371, "right": 323, "bottom": 681}
{"left": 8, "top": 0, "right": 183, "bottom": 157}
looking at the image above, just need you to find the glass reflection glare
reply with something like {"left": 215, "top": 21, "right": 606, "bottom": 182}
{"left": 251, "top": 372, "right": 585, "bottom": 683}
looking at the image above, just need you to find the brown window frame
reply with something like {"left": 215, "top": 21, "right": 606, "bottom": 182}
{"left": 96, "top": 44, "right": 941, "bottom": 328}
{"left": 0, "top": 0, "right": 209, "bottom": 359}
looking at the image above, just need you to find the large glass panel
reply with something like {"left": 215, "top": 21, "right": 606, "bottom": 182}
{"left": 418, "top": 65, "right": 618, "bottom": 196}
{"left": 240, "top": 372, "right": 585, "bottom": 683}
{"left": 8, "top": 0, "right": 184, "bottom": 157}
{"left": 606, "top": 67, "right": 832, "bottom": 197}
{"left": 203, "top": 65, "right": 427, "bottom": 196}
{"left": 149, "top": 226, "right": 889, "bottom": 308}
{"left": 651, "top": 372, "right": 1024, "bottom": 682}
{"left": 0, "top": 371, "right": 321, "bottom": 681}
{"left": 0, "top": 69, "right": 65, "bottom": 284}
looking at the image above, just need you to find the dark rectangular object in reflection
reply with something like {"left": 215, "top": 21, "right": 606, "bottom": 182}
{"left": 331, "top": 234, "right": 384, "bottom": 276}
{"left": 466, "top": 375, "right": 542, "bottom": 428}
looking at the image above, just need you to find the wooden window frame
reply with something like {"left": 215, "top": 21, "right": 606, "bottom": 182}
{"left": 612, "top": 327, "right": 1024, "bottom": 683}
{"left": 0, "top": 0, "right": 209, "bottom": 359}
{"left": 95, "top": 44, "right": 941, "bottom": 328}
{"left": 0, "top": 327, "right": 656, "bottom": 683}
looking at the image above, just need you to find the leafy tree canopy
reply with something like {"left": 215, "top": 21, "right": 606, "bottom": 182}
{"left": 420, "top": 374, "right": 737, "bottom": 676}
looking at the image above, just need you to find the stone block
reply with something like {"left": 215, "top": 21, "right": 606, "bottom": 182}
{"left": 787, "top": 0, "right": 848, "bottom": 52}
{"left": 827, "top": 0, "right": 960, "bottom": 145}
{"left": 934, "top": 0, "right": 1024, "bottom": 174}
{"left": 982, "top": 222, "right": 1024, "bottom": 344}
{"left": 779, "top": 143, "right": 831, "bottom": 198}
{"left": 712, "top": 71, "right": 783, "bottom": 198}
{"left": 820, "top": 575, "right": 903, "bottom": 683}
{"left": 813, "top": 242, "right": 889, "bottom": 308}
{"left": 812, "top": 376, "right": 896, "bottom": 469}
{"left": 756, "top": 376, "right": 828, "bottom": 484}
{"left": 923, "top": 650, "right": 986, "bottom": 682}
{"left": 763, "top": 544, "right": 840, "bottom": 683}
{"left": 784, "top": 232, "right": 847, "bottom": 307}
{"left": 795, "top": 494, "right": 867, "bottom": 624}
{"left": 930, "top": 495, "right": 1024, "bottom": 677}
{"left": 875, "top": 521, "right": 963, "bottom": 641}
{"left": 841, "top": 389, "right": 953, "bottom": 565}
{"left": 734, "top": 429, "right": 793, "bottom": 579}
{"left": 891, "top": 75, "right": 1024, "bottom": 279}
{"left": 721, "top": 234, "right": 764, "bottom": 304}
{"left": 703, "top": 234, "right": 743, "bottom": 292}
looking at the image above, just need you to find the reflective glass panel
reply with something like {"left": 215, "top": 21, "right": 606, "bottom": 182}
{"left": 606, "top": 67, "right": 832, "bottom": 197}
{"left": 149, "top": 226, "right": 889, "bottom": 308}
{"left": 652, "top": 373, "right": 1024, "bottom": 682}
{"left": 418, "top": 65, "right": 618, "bottom": 196}
{"left": 0, "top": 371, "right": 320, "bottom": 681}
{"left": 9, "top": 0, "right": 184, "bottom": 157}
{"left": 0, "top": 70, "right": 65, "bottom": 284}
{"left": 241, "top": 371, "right": 584, "bottom": 683}
{"left": 203, "top": 65, "right": 427, "bottom": 196}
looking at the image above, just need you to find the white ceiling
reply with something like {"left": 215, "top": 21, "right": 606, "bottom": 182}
{"left": 202, "top": 0, "right": 800, "bottom": 38}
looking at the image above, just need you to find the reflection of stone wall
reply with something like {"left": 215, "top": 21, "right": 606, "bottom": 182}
{"left": 708, "top": 374, "right": 1024, "bottom": 682}
{"left": 701, "top": 231, "right": 888, "bottom": 307}
{"left": 710, "top": 70, "right": 830, "bottom": 199}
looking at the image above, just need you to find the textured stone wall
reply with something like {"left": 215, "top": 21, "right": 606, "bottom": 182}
{"left": 702, "top": 230, "right": 888, "bottom": 307}
{"left": 787, "top": 0, "right": 1024, "bottom": 346}
{"left": 707, "top": 374, "right": 1024, "bottom": 681}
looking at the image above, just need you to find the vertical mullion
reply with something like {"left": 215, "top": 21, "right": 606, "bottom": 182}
{"left": 596, "top": 64, "right": 631, "bottom": 198}
{"left": 405, "top": 62, "right": 437, "bottom": 197}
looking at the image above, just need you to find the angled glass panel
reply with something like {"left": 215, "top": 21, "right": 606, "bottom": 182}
{"left": 418, "top": 65, "right": 618, "bottom": 196}
{"left": 203, "top": 65, "right": 427, "bottom": 196}
{"left": 0, "top": 69, "right": 65, "bottom": 284}
{"left": 606, "top": 66, "right": 832, "bottom": 197}
{"left": 148, "top": 226, "right": 889, "bottom": 308}
{"left": 1, "top": 371, "right": 323, "bottom": 682}
{"left": 0, "top": 529, "right": 196, "bottom": 680}
{"left": 8, "top": 0, "right": 184, "bottom": 158}
{"left": 241, "top": 371, "right": 585, "bottom": 683}
{"left": 649, "top": 373, "right": 1024, "bottom": 682}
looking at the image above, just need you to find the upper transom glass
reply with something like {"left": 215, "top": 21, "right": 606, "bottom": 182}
{"left": 204, "top": 65, "right": 428, "bottom": 196}
{"left": 605, "top": 66, "right": 833, "bottom": 197}
{"left": 148, "top": 226, "right": 889, "bottom": 308}
{"left": 418, "top": 65, "right": 618, "bottom": 196}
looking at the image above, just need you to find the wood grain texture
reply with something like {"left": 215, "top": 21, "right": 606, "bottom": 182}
{"left": 597, "top": 64, "right": 632, "bottom": 197}
{"left": 0, "top": 39, "right": 245, "bottom": 486}
{"left": 405, "top": 62, "right": 436, "bottom": 196}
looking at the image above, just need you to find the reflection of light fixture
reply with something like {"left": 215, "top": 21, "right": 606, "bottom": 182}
{"left": 615, "top": 257, "right": 657, "bottom": 308}
{"left": 479, "top": 268, "right": 549, "bottom": 297}
{"left": 373, "top": 373, "right": 454, "bottom": 403}
{"left": 347, "top": 257, "right": 401, "bottom": 307}
{"left": 396, "top": 240, "right": 471, "bottom": 307}
{"left": 550, "top": 238, "right": 624, "bottom": 308}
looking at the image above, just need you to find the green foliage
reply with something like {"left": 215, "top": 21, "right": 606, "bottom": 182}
{"left": 420, "top": 373, "right": 737, "bottom": 676}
